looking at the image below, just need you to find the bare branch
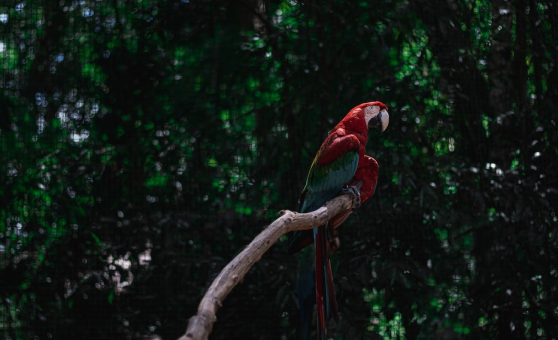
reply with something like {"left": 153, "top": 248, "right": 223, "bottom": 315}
{"left": 180, "top": 193, "right": 356, "bottom": 340}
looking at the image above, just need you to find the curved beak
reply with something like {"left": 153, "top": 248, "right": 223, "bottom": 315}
{"left": 368, "top": 109, "right": 389, "bottom": 132}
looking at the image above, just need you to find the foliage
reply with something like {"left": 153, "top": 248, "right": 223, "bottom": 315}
{"left": 1, "top": 0, "right": 557, "bottom": 339}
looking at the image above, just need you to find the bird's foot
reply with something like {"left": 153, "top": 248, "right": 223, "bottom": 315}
{"left": 340, "top": 185, "right": 361, "bottom": 210}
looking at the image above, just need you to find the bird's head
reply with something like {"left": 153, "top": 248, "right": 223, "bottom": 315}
{"left": 341, "top": 101, "right": 389, "bottom": 134}
{"left": 363, "top": 101, "right": 389, "bottom": 132}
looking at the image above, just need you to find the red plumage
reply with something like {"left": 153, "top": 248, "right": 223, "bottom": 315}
{"left": 290, "top": 102, "right": 389, "bottom": 340}
{"left": 317, "top": 102, "right": 386, "bottom": 166}
{"left": 289, "top": 102, "right": 386, "bottom": 254}
{"left": 329, "top": 155, "right": 379, "bottom": 230}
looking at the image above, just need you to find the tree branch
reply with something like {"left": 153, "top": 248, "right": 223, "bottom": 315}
{"left": 180, "top": 193, "right": 356, "bottom": 340}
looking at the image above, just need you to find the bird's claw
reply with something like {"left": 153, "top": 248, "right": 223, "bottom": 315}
{"left": 340, "top": 185, "right": 361, "bottom": 210}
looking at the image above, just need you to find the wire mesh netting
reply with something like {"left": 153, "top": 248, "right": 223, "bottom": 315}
{"left": 1, "top": 1, "right": 558, "bottom": 339}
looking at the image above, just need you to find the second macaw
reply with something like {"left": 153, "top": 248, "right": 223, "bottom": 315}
{"left": 288, "top": 102, "right": 389, "bottom": 340}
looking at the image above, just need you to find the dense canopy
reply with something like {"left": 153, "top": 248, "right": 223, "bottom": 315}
{"left": 1, "top": 0, "right": 557, "bottom": 339}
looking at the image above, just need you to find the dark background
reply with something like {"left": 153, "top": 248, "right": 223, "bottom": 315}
{"left": 1, "top": 0, "right": 557, "bottom": 339}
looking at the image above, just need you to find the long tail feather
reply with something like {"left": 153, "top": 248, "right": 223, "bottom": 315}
{"left": 329, "top": 210, "right": 353, "bottom": 231}
{"left": 326, "top": 260, "right": 339, "bottom": 323}
{"left": 314, "top": 223, "right": 338, "bottom": 340}
{"left": 314, "top": 225, "right": 327, "bottom": 340}
{"left": 288, "top": 230, "right": 315, "bottom": 255}
{"left": 297, "top": 247, "right": 316, "bottom": 340}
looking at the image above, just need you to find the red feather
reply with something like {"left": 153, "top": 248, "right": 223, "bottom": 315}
{"left": 290, "top": 102, "right": 388, "bottom": 340}
{"left": 329, "top": 155, "right": 379, "bottom": 230}
{"left": 316, "top": 132, "right": 360, "bottom": 167}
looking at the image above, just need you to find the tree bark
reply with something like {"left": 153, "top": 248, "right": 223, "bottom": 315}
{"left": 180, "top": 193, "right": 357, "bottom": 340}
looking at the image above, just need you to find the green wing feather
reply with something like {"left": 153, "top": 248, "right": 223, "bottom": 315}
{"left": 300, "top": 150, "right": 359, "bottom": 213}
{"left": 288, "top": 141, "right": 359, "bottom": 254}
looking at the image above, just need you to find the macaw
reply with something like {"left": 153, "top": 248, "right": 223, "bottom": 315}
{"left": 288, "top": 102, "right": 389, "bottom": 340}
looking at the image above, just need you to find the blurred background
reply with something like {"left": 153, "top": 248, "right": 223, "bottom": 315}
{"left": 1, "top": 0, "right": 557, "bottom": 339}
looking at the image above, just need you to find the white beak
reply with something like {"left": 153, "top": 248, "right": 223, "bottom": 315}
{"left": 379, "top": 109, "right": 389, "bottom": 132}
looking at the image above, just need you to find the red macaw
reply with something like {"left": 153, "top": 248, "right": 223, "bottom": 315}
{"left": 288, "top": 102, "right": 389, "bottom": 340}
